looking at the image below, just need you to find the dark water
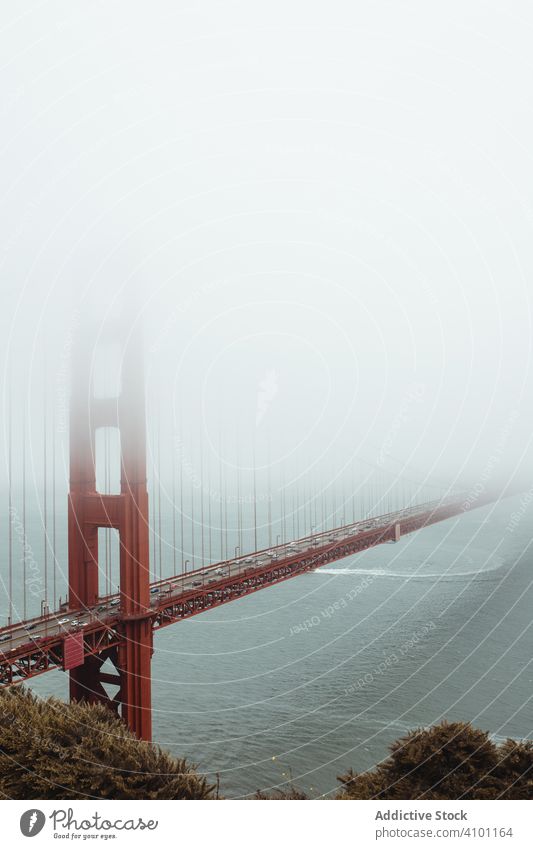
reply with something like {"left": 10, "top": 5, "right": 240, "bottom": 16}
{"left": 24, "top": 495, "right": 533, "bottom": 798}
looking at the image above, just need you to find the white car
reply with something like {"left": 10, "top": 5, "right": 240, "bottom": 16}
{"left": 57, "top": 618, "right": 70, "bottom": 626}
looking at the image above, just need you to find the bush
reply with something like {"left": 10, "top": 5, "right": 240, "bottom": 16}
{"left": 1, "top": 695, "right": 529, "bottom": 801}
{"left": 0, "top": 688, "right": 214, "bottom": 800}
{"left": 254, "top": 785, "right": 308, "bottom": 799}
{"left": 337, "top": 721, "right": 532, "bottom": 800}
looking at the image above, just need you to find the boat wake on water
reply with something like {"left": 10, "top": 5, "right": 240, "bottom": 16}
{"left": 316, "top": 558, "right": 506, "bottom": 580}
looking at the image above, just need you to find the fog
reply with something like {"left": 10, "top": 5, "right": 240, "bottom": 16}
{"left": 1, "top": 0, "right": 532, "bottom": 510}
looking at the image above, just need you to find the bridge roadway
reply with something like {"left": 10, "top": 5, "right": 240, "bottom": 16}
{"left": 0, "top": 496, "right": 476, "bottom": 686}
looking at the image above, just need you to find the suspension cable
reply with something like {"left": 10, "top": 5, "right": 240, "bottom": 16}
{"left": 180, "top": 424, "right": 184, "bottom": 573}
{"left": 43, "top": 366, "right": 48, "bottom": 609}
{"left": 52, "top": 399, "right": 57, "bottom": 608}
{"left": 267, "top": 434, "right": 272, "bottom": 547}
{"left": 218, "top": 431, "right": 223, "bottom": 561}
{"left": 207, "top": 448, "right": 212, "bottom": 563}
{"left": 151, "top": 415, "right": 157, "bottom": 583}
{"left": 190, "top": 437, "right": 195, "bottom": 571}
{"left": 7, "top": 377, "right": 13, "bottom": 625}
{"left": 22, "top": 411, "right": 26, "bottom": 621}
{"left": 252, "top": 438, "right": 257, "bottom": 553}
{"left": 157, "top": 412, "right": 162, "bottom": 580}
{"left": 172, "top": 429, "right": 176, "bottom": 574}
{"left": 200, "top": 435, "right": 205, "bottom": 565}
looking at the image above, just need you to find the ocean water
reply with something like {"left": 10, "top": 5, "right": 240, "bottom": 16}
{"left": 15, "top": 494, "right": 533, "bottom": 798}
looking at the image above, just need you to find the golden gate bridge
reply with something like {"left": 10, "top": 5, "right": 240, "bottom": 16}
{"left": 0, "top": 318, "right": 498, "bottom": 741}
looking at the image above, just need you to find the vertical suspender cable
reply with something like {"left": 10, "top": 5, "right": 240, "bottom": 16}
{"left": 22, "top": 413, "right": 27, "bottom": 621}
{"left": 218, "top": 431, "right": 223, "bottom": 561}
{"left": 351, "top": 457, "right": 355, "bottom": 523}
{"left": 157, "top": 411, "right": 162, "bottom": 580}
{"left": 267, "top": 434, "right": 272, "bottom": 548}
{"left": 303, "top": 470, "right": 307, "bottom": 536}
{"left": 172, "top": 432, "right": 176, "bottom": 574}
{"left": 252, "top": 438, "right": 257, "bottom": 553}
{"left": 223, "top": 459, "right": 228, "bottom": 561}
{"left": 306, "top": 467, "right": 310, "bottom": 535}
{"left": 105, "top": 427, "right": 110, "bottom": 594}
{"left": 307, "top": 462, "right": 311, "bottom": 533}
{"left": 179, "top": 425, "right": 184, "bottom": 573}
{"left": 108, "top": 432, "right": 112, "bottom": 594}
{"left": 190, "top": 439, "right": 195, "bottom": 571}
{"left": 281, "top": 467, "right": 286, "bottom": 544}
{"left": 43, "top": 371, "right": 48, "bottom": 608}
{"left": 333, "top": 472, "right": 337, "bottom": 525}
{"left": 235, "top": 437, "right": 241, "bottom": 554}
{"left": 7, "top": 378, "right": 13, "bottom": 625}
{"left": 308, "top": 464, "right": 312, "bottom": 532}
{"left": 340, "top": 466, "right": 344, "bottom": 526}
{"left": 207, "top": 450, "right": 212, "bottom": 563}
{"left": 313, "top": 468, "right": 318, "bottom": 531}
{"left": 151, "top": 415, "right": 157, "bottom": 582}
{"left": 52, "top": 402, "right": 56, "bottom": 608}
{"left": 200, "top": 436, "right": 205, "bottom": 565}
{"left": 292, "top": 492, "right": 296, "bottom": 540}
{"left": 296, "top": 470, "right": 300, "bottom": 539}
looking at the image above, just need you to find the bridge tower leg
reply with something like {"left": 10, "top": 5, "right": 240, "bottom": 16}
{"left": 68, "top": 321, "right": 153, "bottom": 740}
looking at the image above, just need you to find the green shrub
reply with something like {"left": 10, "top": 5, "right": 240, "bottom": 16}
{"left": 0, "top": 688, "right": 214, "bottom": 800}
{"left": 337, "top": 721, "right": 532, "bottom": 800}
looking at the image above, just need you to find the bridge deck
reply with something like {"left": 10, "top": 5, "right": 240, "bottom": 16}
{"left": 0, "top": 497, "right": 475, "bottom": 686}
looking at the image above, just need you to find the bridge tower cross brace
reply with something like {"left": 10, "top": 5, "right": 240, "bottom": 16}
{"left": 68, "top": 323, "right": 153, "bottom": 741}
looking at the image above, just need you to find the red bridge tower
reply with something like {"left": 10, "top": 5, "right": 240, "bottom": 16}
{"left": 68, "top": 321, "right": 153, "bottom": 740}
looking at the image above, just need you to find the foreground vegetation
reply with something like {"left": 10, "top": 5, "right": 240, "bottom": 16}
{"left": 0, "top": 689, "right": 214, "bottom": 799}
{"left": 258, "top": 722, "right": 532, "bottom": 799}
{"left": 335, "top": 721, "right": 532, "bottom": 800}
{"left": 0, "top": 690, "right": 530, "bottom": 800}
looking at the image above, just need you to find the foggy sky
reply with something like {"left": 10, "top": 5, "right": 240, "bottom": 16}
{"left": 1, "top": 1, "right": 532, "bottom": 500}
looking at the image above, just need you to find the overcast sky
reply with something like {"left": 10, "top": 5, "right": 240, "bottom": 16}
{"left": 1, "top": 1, "right": 532, "bottom": 499}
